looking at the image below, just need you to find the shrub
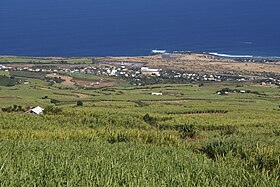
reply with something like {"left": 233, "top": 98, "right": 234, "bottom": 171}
{"left": 143, "top": 114, "right": 157, "bottom": 126}
{"left": 201, "top": 140, "right": 239, "bottom": 160}
{"left": 0, "top": 75, "right": 17, "bottom": 86}
{"left": 42, "top": 96, "right": 48, "bottom": 99}
{"left": 179, "top": 124, "right": 197, "bottom": 139}
{"left": 50, "top": 99, "right": 60, "bottom": 105}
{"left": 2, "top": 105, "right": 25, "bottom": 113}
{"left": 77, "top": 100, "right": 83, "bottom": 106}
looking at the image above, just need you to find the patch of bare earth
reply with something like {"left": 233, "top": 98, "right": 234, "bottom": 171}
{"left": 53, "top": 92, "right": 78, "bottom": 98}
{"left": 97, "top": 54, "right": 280, "bottom": 75}
{"left": 0, "top": 97, "right": 20, "bottom": 100}
{"left": 76, "top": 93, "right": 92, "bottom": 98}
{"left": 186, "top": 113, "right": 226, "bottom": 115}
{"left": 74, "top": 78, "right": 116, "bottom": 88}
{"left": 46, "top": 74, "right": 75, "bottom": 86}
{"left": 39, "top": 87, "right": 52, "bottom": 90}
{"left": 145, "top": 100, "right": 192, "bottom": 103}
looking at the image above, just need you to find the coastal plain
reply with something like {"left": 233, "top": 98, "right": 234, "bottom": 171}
{"left": 0, "top": 54, "right": 279, "bottom": 186}
{"left": 1, "top": 53, "right": 280, "bottom": 74}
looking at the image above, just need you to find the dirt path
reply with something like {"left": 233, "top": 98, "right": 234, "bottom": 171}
{"left": 144, "top": 100, "right": 192, "bottom": 103}
{"left": 46, "top": 74, "right": 75, "bottom": 86}
{"left": 0, "top": 97, "right": 20, "bottom": 100}
{"left": 76, "top": 93, "right": 92, "bottom": 98}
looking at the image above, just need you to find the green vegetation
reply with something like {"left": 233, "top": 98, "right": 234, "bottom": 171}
{"left": 1, "top": 104, "right": 26, "bottom": 113}
{"left": 77, "top": 100, "right": 83, "bottom": 106}
{"left": 179, "top": 124, "right": 197, "bottom": 139}
{"left": 0, "top": 71, "right": 279, "bottom": 186}
{"left": 0, "top": 56, "right": 93, "bottom": 64}
{"left": 0, "top": 75, "right": 17, "bottom": 86}
{"left": 10, "top": 71, "right": 46, "bottom": 79}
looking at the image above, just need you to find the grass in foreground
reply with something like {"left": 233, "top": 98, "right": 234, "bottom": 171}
{"left": 0, "top": 79, "right": 279, "bottom": 186}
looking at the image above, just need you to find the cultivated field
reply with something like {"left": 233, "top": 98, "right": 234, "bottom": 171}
{"left": 0, "top": 68, "right": 279, "bottom": 186}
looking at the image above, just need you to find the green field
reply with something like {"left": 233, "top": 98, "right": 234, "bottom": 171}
{"left": 0, "top": 56, "right": 93, "bottom": 64}
{"left": 0, "top": 70, "right": 280, "bottom": 186}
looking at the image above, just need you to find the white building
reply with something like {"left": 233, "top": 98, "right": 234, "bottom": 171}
{"left": 26, "top": 106, "right": 44, "bottom": 115}
{"left": 141, "top": 67, "right": 161, "bottom": 76}
{"left": 152, "top": 92, "right": 163, "bottom": 96}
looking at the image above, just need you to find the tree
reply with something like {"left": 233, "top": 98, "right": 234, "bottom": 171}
{"left": 51, "top": 99, "right": 60, "bottom": 105}
{"left": 77, "top": 100, "right": 83, "bottom": 106}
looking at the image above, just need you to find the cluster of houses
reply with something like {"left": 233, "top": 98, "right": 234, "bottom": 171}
{"left": 1, "top": 63, "right": 280, "bottom": 86}
{"left": 4, "top": 66, "right": 49, "bottom": 72}
{"left": 261, "top": 78, "right": 280, "bottom": 86}
{"left": 59, "top": 66, "right": 161, "bottom": 78}
{"left": 0, "top": 64, "right": 9, "bottom": 70}
{"left": 160, "top": 70, "right": 250, "bottom": 83}
{"left": 217, "top": 89, "right": 246, "bottom": 95}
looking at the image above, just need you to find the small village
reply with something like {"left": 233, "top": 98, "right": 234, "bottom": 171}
{"left": 1, "top": 61, "right": 280, "bottom": 87}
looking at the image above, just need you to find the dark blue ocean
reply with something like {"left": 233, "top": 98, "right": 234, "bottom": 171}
{"left": 0, "top": 0, "right": 280, "bottom": 57}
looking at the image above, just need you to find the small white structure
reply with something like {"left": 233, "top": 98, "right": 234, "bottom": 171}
{"left": 240, "top": 90, "right": 246, "bottom": 93}
{"left": 27, "top": 106, "right": 44, "bottom": 115}
{"left": 152, "top": 92, "right": 163, "bottom": 96}
{"left": 141, "top": 67, "right": 161, "bottom": 76}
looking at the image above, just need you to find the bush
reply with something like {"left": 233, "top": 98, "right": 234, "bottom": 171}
{"left": 2, "top": 105, "right": 25, "bottom": 113}
{"left": 50, "top": 99, "right": 60, "bottom": 105}
{"left": 77, "top": 100, "right": 83, "bottom": 106}
{"left": 179, "top": 124, "right": 197, "bottom": 139}
{"left": 0, "top": 75, "right": 17, "bottom": 87}
{"left": 201, "top": 140, "right": 239, "bottom": 160}
{"left": 42, "top": 96, "right": 48, "bottom": 99}
{"left": 143, "top": 114, "right": 157, "bottom": 126}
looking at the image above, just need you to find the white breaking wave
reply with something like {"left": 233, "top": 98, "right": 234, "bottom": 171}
{"left": 209, "top": 52, "right": 253, "bottom": 58}
{"left": 151, "top": 50, "right": 167, "bottom": 54}
{"left": 254, "top": 56, "right": 280, "bottom": 59}
{"left": 170, "top": 50, "right": 280, "bottom": 59}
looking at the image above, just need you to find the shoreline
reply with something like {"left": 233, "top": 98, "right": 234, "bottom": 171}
{"left": 1, "top": 51, "right": 280, "bottom": 61}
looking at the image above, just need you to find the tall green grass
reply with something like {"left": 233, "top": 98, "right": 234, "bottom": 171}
{"left": 0, "top": 140, "right": 278, "bottom": 187}
{"left": 0, "top": 81, "right": 279, "bottom": 185}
